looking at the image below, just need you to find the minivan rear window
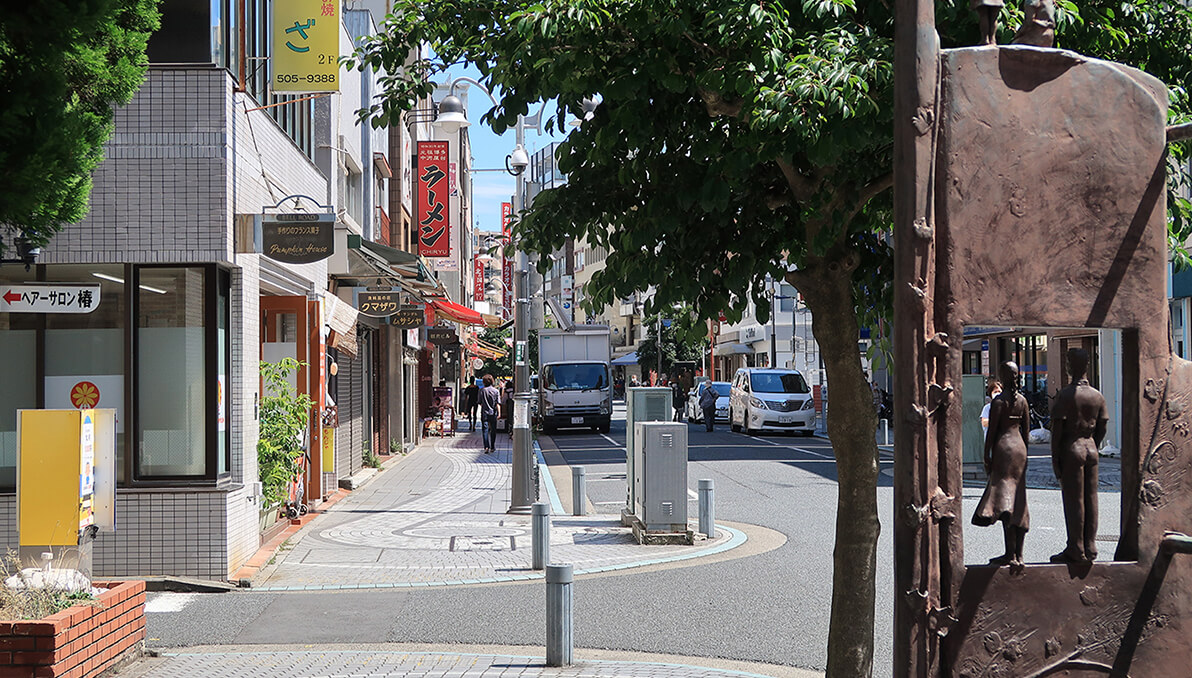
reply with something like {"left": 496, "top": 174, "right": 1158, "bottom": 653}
{"left": 750, "top": 372, "right": 809, "bottom": 394}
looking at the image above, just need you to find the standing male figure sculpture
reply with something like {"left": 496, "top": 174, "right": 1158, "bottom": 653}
{"left": 1049, "top": 348, "right": 1108, "bottom": 563}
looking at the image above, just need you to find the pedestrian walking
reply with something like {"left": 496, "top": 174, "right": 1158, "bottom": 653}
{"left": 478, "top": 374, "right": 501, "bottom": 454}
{"left": 699, "top": 383, "right": 718, "bottom": 433}
{"left": 463, "top": 379, "right": 479, "bottom": 431}
{"left": 672, "top": 383, "right": 685, "bottom": 422}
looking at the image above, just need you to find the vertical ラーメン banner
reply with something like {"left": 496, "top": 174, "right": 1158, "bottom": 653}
{"left": 501, "top": 202, "right": 513, "bottom": 319}
{"left": 417, "top": 141, "right": 451, "bottom": 257}
{"left": 273, "top": 0, "right": 339, "bottom": 93}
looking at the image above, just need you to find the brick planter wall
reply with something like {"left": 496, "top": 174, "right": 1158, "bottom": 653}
{"left": 0, "top": 579, "right": 146, "bottom": 678}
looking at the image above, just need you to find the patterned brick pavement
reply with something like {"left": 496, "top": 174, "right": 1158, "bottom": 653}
{"left": 129, "top": 649, "right": 810, "bottom": 677}
{"left": 250, "top": 431, "right": 744, "bottom": 591}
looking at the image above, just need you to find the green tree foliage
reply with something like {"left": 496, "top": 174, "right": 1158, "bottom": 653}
{"left": 258, "top": 359, "right": 313, "bottom": 506}
{"left": 636, "top": 312, "right": 708, "bottom": 377}
{"left": 0, "top": 0, "right": 160, "bottom": 253}
{"left": 352, "top": 1, "right": 1192, "bottom": 674}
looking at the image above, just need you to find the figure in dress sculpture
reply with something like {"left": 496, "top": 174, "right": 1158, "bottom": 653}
{"left": 973, "top": 361, "right": 1031, "bottom": 566}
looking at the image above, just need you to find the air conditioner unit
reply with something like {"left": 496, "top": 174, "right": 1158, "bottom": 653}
{"left": 633, "top": 421, "right": 688, "bottom": 532}
{"left": 624, "top": 387, "right": 673, "bottom": 512}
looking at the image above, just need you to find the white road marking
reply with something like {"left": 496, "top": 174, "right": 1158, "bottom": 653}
{"left": 687, "top": 488, "right": 698, "bottom": 500}
{"left": 600, "top": 434, "right": 620, "bottom": 446}
{"left": 592, "top": 500, "right": 625, "bottom": 506}
{"left": 748, "top": 436, "right": 782, "bottom": 446}
{"left": 145, "top": 593, "right": 199, "bottom": 613}
{"left": 789, "top": 446, "right": 833, "bottom": 459}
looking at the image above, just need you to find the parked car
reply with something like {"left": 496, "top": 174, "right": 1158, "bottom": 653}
{"left": 686, "top": 381, "right": 731, "bottom": 423}
{"left": 728, "top": 368, "right": 816, "bottom": 436}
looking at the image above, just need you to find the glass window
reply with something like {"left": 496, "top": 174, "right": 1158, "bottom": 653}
{"left": 44, "top": 265, "right": 128, "bottom": 482}
{"left": 217, "top": 272, "right": 229, "bottom": 476}
{"left": 543, "top": 364, "right": 608, "bottom": 391}
{"left": 0, "top": 267, "right": 37, "bottom": 491}
{"left": 136, "top": 267, "right": 208, "bottom": 478}
{"left": 750, "top": 371, "right": 810, "bottom": 394}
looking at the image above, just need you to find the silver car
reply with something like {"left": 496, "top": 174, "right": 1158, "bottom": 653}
{"left": 686, "top": 381, "right": 731, "bottom": 423}
{"left": 728, "top": 368, "right": 816, "bottom": 436}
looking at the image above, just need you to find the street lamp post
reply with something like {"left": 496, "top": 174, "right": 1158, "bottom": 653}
{"left": 435, "top": 76, "right": 540, "bottom": 513}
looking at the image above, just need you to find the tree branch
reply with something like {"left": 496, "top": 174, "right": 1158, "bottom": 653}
{"left": 845, "top": 172, "right": 894, "bottom": 224}
{"left": 697, "top": 87, "right": 743, "bottom": 118}
{"left": 776, "top": 158, "right": 817, "bottom": 203}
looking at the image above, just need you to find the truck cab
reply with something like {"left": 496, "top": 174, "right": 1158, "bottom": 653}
{"left": 538, "top": 326, "right": 612, "bottom": 434}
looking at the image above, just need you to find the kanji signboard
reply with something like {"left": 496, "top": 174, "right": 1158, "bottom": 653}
{"left": 273, "top": 0, "right": 339, "bottom": 93}
{"left": 501, "top": 201, "right": 513, "bottom": 320}
{"left": 356, "top": 290, "right": 402, "bottom": 318}
{"left": 417, "top": 141, "right": 451, "bottom": 257}
{"left": 473, "top": 254, "right": 485, "bottom": 301}
{"left": 389, "top": 306, "right": 424, "bottom": 329}
{"left": 1, "top": 284, "right": 100, "bottom": 313}
{"left": 261, "top": 213, "right": 334, "bottom": 263}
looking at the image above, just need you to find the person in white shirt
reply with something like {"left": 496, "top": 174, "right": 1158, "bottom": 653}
{"left": 981, "top": 378, "right": 1002, "bottom": 438}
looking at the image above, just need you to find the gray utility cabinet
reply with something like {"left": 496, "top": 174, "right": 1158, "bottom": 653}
{"left": 624, "top": 387, "right": 673, "bottom": 511}
{"left": 633, "top": 421, "right": 688, "bottom": 532}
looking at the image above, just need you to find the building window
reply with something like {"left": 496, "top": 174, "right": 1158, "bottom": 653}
{"left": 44, "top": 265, "right": 128, "bottom": 482}
{"left": 134, "top": 266, "right": 230, "bottom": 480}
{"left": 0, "top": 267, "right": 37, "bottom": 492}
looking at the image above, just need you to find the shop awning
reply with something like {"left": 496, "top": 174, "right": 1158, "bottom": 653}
{"left": 431, "top": 299, "right": 501, "bottom": 327}
{"left": 714, "top": 342, "right": 752, "bottom": 357}
{"left": 467, "top": 338, "right": 507, "bottom": 359}
{"left": 611, "top": 351, "right": 640, "bottom": 366}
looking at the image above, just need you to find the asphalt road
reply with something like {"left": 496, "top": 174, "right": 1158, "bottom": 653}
{"left": 145, "top": 402, "right": 1121, "bottom": 678}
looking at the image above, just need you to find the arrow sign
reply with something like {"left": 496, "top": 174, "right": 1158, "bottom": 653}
{"left": 0, "top": 284, "right": 101, "bottom": 314}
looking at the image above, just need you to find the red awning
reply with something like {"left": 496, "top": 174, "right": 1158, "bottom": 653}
{"left": 431, "top": 299, "right": 485, "bottom": 326}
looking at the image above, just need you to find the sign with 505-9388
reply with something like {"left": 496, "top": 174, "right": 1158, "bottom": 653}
{"left": 273, "top": 0, "right": 339, "bottom": 93}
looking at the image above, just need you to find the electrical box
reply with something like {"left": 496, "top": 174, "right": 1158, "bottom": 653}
{"left": 624, "top": 387, "right": 672, "bottom": 511}
{"left": 633, "top": 421, "right": 688, "bottom": 532}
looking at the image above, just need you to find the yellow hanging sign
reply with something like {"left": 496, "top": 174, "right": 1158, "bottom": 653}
{"left": 273, "top": 0, "right": 340, "bottom": 93}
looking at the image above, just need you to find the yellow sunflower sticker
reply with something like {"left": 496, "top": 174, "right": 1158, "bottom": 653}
{"left": 70, "top": 381, "right": 100, "bottom": 409}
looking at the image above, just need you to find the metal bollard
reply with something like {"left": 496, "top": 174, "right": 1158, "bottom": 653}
{"left": 545, "top": 563, "right": 574, "bottom": 666}
{"left": 571, "top": 466, "right": 587, "bottom": 516}
{"left": 880, "top": 418, "right": 890, "bottom": 445}
{"left": 698, "top": 479, "right": 715, "bottom": 538}
{"left": 532, "top": 502, "right": 550, "bottom": 570}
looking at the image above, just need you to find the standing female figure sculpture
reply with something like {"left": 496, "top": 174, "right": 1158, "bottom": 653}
{"left": 973, "top": 361, "right": 1031, "bottom": 566}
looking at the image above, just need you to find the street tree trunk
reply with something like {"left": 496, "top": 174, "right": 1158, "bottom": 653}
{"left": 793, "top": 252, "right": 881, "bottom": 678}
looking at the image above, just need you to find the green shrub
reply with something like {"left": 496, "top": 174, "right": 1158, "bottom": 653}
{"left": 258, "top": 359, "right": 313, "bottom": 506}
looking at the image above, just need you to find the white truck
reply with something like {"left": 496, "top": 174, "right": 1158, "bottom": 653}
{"left": 537, "top": 325, "right": 612, "bottom": 434}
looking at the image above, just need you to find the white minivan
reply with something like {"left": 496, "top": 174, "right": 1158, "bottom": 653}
{"left": 728, "top": 368, "right": 816, "bottom": 436}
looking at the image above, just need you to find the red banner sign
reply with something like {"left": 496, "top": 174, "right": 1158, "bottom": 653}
{"left": 501, "top": 202, "right": 513, "bottom": 319}
{"left": 417, "top": 141, "right": 450, "bottom": 257}
{"left": 473, "top": 254, "right": 485, "bottom": 302}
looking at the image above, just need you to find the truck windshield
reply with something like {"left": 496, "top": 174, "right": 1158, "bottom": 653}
{"left": 544, "top": 364, "right": 607, "bottom": 391}
{"left": 750, "top": 372, "right": 809, "bottom": 394}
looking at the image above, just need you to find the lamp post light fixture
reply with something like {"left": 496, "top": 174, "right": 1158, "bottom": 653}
{"left": 1, "top": 235, "right": 41, "bottom": 271}
{"left": 435, "top": 75, "right": 548, "bottom": 513}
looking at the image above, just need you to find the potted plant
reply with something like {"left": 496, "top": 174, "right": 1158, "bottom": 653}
{"left": 258, "top": 358, "right": 313, "bottom": 527}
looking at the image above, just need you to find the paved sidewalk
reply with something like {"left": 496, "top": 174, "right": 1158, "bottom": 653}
{"left": 248, "top": 429, "right": 744, "bottom": 591}
{"left": 124, "top": 647, "right": 821, "bottom": 678}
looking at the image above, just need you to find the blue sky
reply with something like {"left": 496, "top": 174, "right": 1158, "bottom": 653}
{"left": 440, "top": 63, "right": 571, "bottom": 235}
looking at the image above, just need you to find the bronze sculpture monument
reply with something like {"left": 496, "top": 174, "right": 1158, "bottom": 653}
{"left": 1049, "top": 347, "right": 1108, "bottom": 563}
{"left": 972, "top": 361, "right": 1030, "bottom": 566}
{"left": 970, "top": 0, "right": 1003, "bottom": 45}
{"left": 1011, "top": 0, "right": 1057, "bottom": 47}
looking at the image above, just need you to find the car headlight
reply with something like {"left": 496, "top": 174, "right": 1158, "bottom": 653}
{"left": 749, "top": 396, "right": 765, "bottom": 409}
{"left": 543, "top": 401, "right": 554, "bottom": 415}
{"left": 802, "top": 399, "right": 815, "bottom": 410}
{"left": 600, "top": 399, "right": 610, "bottom": 414}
